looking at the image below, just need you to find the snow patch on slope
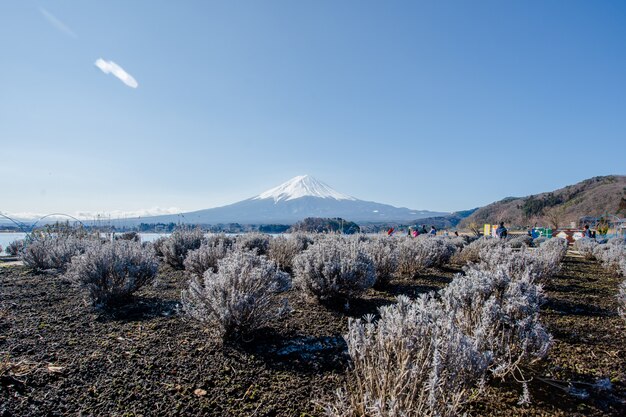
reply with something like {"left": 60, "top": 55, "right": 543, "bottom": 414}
{"left": 254, "top": 175, "right": 356, "bottom": 202}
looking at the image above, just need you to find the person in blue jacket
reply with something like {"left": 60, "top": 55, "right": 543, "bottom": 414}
{"left": 496, "top": 222, "right": 508, "bottom": 238}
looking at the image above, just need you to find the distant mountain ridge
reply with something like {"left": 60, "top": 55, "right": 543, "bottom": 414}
{"left": 111, "top": 175, "right": 447, "bottom": 226}
{"left": 459, "top": 175, "right": 626, "bottom": 228}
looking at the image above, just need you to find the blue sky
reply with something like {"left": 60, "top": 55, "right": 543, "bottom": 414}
{"left": 1, "top": 0, "right": 625, "bottom": 217}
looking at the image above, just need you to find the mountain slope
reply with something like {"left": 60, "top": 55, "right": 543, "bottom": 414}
{"left": 119, "top": 175, "right": 447, "bottom": 225}
{"left": 460, "top": 175, "right": 626, "bottom": 228}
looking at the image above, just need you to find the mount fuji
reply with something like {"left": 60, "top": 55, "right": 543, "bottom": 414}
{"left": 117, "top": 175, "right": 447, "bottom": 225}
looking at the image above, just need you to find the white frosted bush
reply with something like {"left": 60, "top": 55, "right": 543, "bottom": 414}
{"left": 478, "top": 238, "right": 568, "bottom": 282}
{"left": 442, "top": 266, "right": 551, "bottom": 379}
{"left": 181, "top": 250, "right": 290, "bottom": 340}
{"left": 326, "top": 294, "right": 487, "bottom": 417}
{"left": 539, "top": 238, "right": 568, "bottom": 263}
{"left": 478, "top": 245, "right": 544, "bottom": 282}
{"left": 22, "top": 235, "right": 95, "bottom": 272}
{"left": 292, "top": 238, "right": 376, "bottom": 303}
{"left": 607, "top": 237, "right": 626, "bottom": 246}
{"left": 326, "top": 265, "right": 551, "bottom": 416}
{"left": 360, "top": 235, "right": 398, "bottom": 286}
{"left": 67, "top": 241, "right": 158, "bottom": 309}
{"left": 268, "top": 233, "right": 313, "bottom": 271}
{"left": 396, "top": 236, "right": 456, "bottom": 276}
{"left": 162, "top": 228, "right": 205, "bottom": 269}
{"left": 447, "top": 235, "right": 469, "bottom": 251}
{"left": 5, "top": 239, "right": 25, "bottom": 256}
{"left": 452, "top": 236, "right": 503, "bottom": 265}
{"left": 205, "top": 233, "right": 236, "bottom": 249}
{"left": 594, "top": 243, "right": 625, "bottom": 276}
{"left": 115, "top": 231, "right": 140, "bottom": 242}
{"left": 534, "top": 238, "right": 568, "bottom": 278}
{"left": 151, "top": 236, "right": 167, "bottom": 258}
{"left": 573, "top": 238, "right": 598, "bottom": 260}
{"left": 507, "top": 235, "right": 533, "bottom": 249}
{"left": 183, "top": 240, "right": 230, "bottom": 277}
{"left": 235, "top": 232, "right": 271, "bottom": 256}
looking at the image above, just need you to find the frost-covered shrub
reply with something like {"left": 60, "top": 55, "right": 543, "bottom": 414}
{"left": 607, "top": 237, "right": 626, "bottom": 246}
{"left": 162, "top": 228, "right": 205, "bottom": 269}
{"left": 67, "top": 241, "right": 158, "bottom": 309}
{"left": 532, "top": 238, "right": 568, "bottom": 278}
{"left": 235, "top": 232, "right": 271, "bottom": 256}
{"left": 292, "top": 238, "right": 376, "bottom": 303}
{"left": 181, "top": 250, "right": 290, "bottom": 340}
{"left": 441, "top": 266, "right": 551, "bottom": 379}
{"left": 326, "top": 295, "right": 487, "bottom": 417}
{"left": 447, "top": 235, "right": 469, "bottom": 251}
{"left": 115, "top": 231, "right": 140, "bottom": 242}
{"left": 360, "top": 235, "right": 398, "bottom": 287}
{"left": 507, "top": 235, "right": 533, "bottom": 249}
{"left": 594, "top": 244, "right": 626, "bottom": 276}
{"left": 478, "top": 238, "right": 566, "bottom": 282}
{"left": 451, "top": 236, "right": 503, "bottom": 265}
{"left": 5, "top": 239, "right": 25, "bottom": 256}
{"left": 22, "top": 235, "right": 95, "bottom": 272}
{"left": 532, "top": 236, "right": 548, "bottom": 247}
{"left": 205, "top": 233, "right": 236, "bottom": 249}
{"left": 183, "top": 241, "right": 230, "bottom": 277}
{"left": 151, "top": 236, "right": 167, "bottom": 258}
{"left": 540, "top": 238, "right": 568, "bottom": 261}
{"left": 268, "top": 233, "right": 313, "bottom": 271}
{"left": 396, "top": 236, "right": 456, "bottom": 276}
{"left": 574, "top": 238, "right": 598, "bottom": 260}
{"left": 326, "top": 265, "right": 551, "bottom": 416}
{"left": 478, "top": 245, "right": 545, "bottom": 282}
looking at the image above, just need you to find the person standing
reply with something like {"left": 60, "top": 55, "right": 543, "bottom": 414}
{"left": 583, "top": 224, "right": 592, "bottom": 238}
{"left": 496, "top": 222, "right": 508, "bottom": 238}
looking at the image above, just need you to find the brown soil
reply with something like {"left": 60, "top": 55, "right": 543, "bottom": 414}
{"left": 1, "top": 256, "right": 624, "bottom": 416}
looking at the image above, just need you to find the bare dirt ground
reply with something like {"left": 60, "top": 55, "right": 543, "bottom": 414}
{"left": 1, "top": 255, "right": 624, "bottom": 416}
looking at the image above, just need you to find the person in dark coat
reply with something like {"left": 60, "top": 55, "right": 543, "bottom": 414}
{"left": 496, "top": 222, "right": 508, "bottom": 238}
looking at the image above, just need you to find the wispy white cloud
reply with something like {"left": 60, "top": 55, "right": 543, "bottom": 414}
{"left": 3, "top": 207, "right": 182, "bottom": 221}
{"left": 39, "top": 7, "right": 76, "bottom": 38}
{"left": 75, "top": 207, "right": 182, "bottom": 219}
{"left": 95, "top": 58, "right": 139, "bottom": 88}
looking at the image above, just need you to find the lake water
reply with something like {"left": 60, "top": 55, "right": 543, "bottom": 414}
{"left": 0, "top": 232, "right": 172, "bottom": 255}
{"left": 0, "top": 232, "right": 28, "bottom": 255}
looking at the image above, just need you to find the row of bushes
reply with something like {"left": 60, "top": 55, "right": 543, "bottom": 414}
{"left": 170, "top": 232, "right": 465, "bottom": 340}
{"left": 10, "top": 233, "right": 158, "bottom": 309}
{"left": 177, "top": 232, "right": 567, "bottom": 349}
{"left": 478, "top": 237, "right": 568, "bottom": 283}
{"left": 13, "top": 230, "right": 565, "bottom": 311}
{"left": 574, "top": 237, "right": 626, "bottom": 276}
{"left": 8, "top": 229, "right": 566, "bottom": 414}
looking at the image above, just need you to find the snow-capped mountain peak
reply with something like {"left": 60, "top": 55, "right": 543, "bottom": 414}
{"left": 254, "top": 175, "right": 356, "bottom": 202}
